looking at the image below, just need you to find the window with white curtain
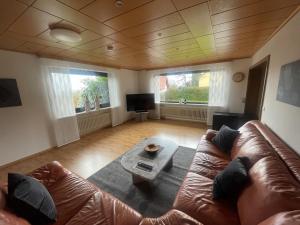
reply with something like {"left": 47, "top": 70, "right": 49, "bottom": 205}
{"left": 69, "top": 69, "right": 110, "bottom": 113}
{"left": 159, "top": 70, "right": 210, "bottom": 104}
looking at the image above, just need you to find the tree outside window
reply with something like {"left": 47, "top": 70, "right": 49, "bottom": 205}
{"left": 70, "top": 70, "right": 110, "bottom": 113}
{"left": 160, "top": 71, "right": 210, "bottom": 104}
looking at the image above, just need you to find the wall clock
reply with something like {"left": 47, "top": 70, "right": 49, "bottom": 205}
{"left": 232, "top": 72, "right": 245, "bottom": 82}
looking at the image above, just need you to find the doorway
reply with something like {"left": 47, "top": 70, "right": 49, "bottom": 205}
{"left": 244, "top": 55, "right": 270, "bottom": 120}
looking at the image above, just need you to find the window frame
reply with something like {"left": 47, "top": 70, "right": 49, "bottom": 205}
{"left": 159, "top": 70, "right": 210, "bottom": 105}
{"left": 69, "top": 69, "right": 111, "bottom": 114}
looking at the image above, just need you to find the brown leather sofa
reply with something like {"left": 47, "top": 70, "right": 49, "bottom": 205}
{"left": 0, "top": 121, "right": 300, "bottom": 225}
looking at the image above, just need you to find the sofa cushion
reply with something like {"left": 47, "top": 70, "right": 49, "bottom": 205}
{"left": 65, "top": 191, "right": 142, "bottom": 225}
{"left": 238, "top": 156, "right": 300, "bottom": 225}
{"left": 7, "top": 173, "right": 57, "bottom": 225}
{"left": 231, "top": 123, "right": 277, "bottom": 165}
{"left": 139, "top": 209, "right": 202, "bottom": 225}
{"left": 212, "top": 125, "right": 240, "bottom": 153}
{"left": 189, "top": 152, "right": 229, "bottom": 179}
{"left": 250, "top": 121, "right": 300, "bottom": 183}
{"left": 257, "top": 210, "right": 300, "bottom": 225}
{"left": 213, "top": 157, "right": 250, "bottom": 200}
{"left": 173, "top": 172, "right": 240, "bottom": 225}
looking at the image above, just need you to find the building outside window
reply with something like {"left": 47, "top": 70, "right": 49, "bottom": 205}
{"left": 69, "top": 69, "right": 110, "bottom": 113}
{"left": 159, "top": 71, "right": 210, "bottom": 104}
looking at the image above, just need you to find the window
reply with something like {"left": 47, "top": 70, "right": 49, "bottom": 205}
{"left": 159, "top": 71, "right": 210, "bottom": 104}
{"left": 69, "top": 69, "right": 110, "bottom": 113}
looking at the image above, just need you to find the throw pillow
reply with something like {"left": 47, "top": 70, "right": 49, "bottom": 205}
{"left": 213, "top": 157, "right": 250, "bottom": 200}
{"left": 212, "top": 125, "right": 240, "bottom": 153}
{"left": 7, "top": 173, "right": 57, "bottom": 225}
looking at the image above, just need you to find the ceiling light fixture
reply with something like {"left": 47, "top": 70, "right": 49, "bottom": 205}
{"left": 114, "top": 0, "right": 124, "bottom": 7}
{"left": 50, "top": 28, "right": 82, "bottom": 43}
{"left": 107, "top": 45, "right": 114, "bottom": 51}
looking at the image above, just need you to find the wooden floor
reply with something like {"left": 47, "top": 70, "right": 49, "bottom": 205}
{"left": 0, "top": 119, "right": 207, "bottom": 182}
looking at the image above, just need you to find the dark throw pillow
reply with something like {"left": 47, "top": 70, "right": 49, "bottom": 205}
{"left": 212, "top": 125, "right": 240, "bottom": 153}
{"left": 213, "top": 157, "right": 250, "bottom": 200}
{"left": 7, "top": 173, "right": 57, "bottom": 225}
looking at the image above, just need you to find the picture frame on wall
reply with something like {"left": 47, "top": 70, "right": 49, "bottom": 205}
{"left": 276, "top": 59, "right": 300, "bottom": 107}
{"left": 0, "top": 78, "right": 22, "bottom": 108}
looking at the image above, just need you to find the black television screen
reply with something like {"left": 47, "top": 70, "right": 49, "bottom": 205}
{"left": 126, "top": 93, "right": 155, "bottom": 112}
{"left": 0, "top": 79, "right": 22, "bottom": 108}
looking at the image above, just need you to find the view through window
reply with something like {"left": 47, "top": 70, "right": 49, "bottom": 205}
{"left": 70, "top": 69, "right": 110, "bottom": 113}
{"left": 160, "top": 71, "right": 210, "bottom": 104}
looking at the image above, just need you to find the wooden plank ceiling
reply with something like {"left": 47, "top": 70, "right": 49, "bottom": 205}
{"left": 0, "top": 0, "right": 299, "bottom": 70}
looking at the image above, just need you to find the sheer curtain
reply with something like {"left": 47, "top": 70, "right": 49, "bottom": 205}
{"left": 152, "top": 74, "right": 161, "bottom": 119}
{"left": 44, "top": 66, "right": 80, "bottom": 147}
{"left": 207, "top": 64, "right": 232, "bottom": 125}
{"left": 108, "top": 70, "right": 122, "bottom": 126}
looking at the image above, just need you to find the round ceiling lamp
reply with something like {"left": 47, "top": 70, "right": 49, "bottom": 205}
{"left": 50, "top": 28, "right": 82, "bottom": 43}
{"left": 114, "top": 0, "right": 124, "bottom": 7}
{"left": 107, "top": 45, "right": 114, "bottom": 51}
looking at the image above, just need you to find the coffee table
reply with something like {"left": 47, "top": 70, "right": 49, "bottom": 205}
{"left": 121, "top": 137, "right": 178, "bottom": 184}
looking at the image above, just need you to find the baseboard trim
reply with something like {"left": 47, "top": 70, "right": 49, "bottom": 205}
{"left": 0, "top": 146, "right": 55, "bottom": 170}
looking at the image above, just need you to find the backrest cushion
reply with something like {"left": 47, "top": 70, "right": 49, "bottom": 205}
{"left": 231, "top": 123, "right": 277, "bottom": 165}
{"left": 238, "top": 156, "right": 300, "bottom": 225}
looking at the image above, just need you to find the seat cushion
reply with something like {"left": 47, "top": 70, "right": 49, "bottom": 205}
{"left": 65, "top": 191, "right": 142, "bottom": 225}
{"left": 257, "top": 210, "right": 300, "bottom": 225}
{"left": 139, "top": 209, "right": 202, "bottom": 225}
{"left": 238, "top": 156, "right": 300, "bottom": 225}
{"left": 173, "top": 172, "right": 240, "bottom": 225}
{"left": 189, "top": 152, "right": 229, "bottom": 179}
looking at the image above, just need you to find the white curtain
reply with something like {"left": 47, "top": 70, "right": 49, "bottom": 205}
{"left": 45, "top": 67, "right": 80, "bottom": 147}
{"left": 207, "top": 65, "right": 231, "bottom": 125}
{"left": 152, "top": 75, "right": 161, "bottom": 119}
{"left": 108, "top": 70, "right": 123, "bottom": 126}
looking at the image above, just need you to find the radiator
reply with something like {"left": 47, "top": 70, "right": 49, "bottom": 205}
{"left": 160, "top": 104, "right": 208, "bottom": 123}
{"left": 76, "top": 108, "right": 112, "bottom": 136}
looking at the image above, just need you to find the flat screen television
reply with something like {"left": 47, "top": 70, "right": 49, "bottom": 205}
{"left": 126, "top": 93, "right": 155, "bottom": 112}
{"left": 0, "top": 79, "right": 22, "bottom": 108}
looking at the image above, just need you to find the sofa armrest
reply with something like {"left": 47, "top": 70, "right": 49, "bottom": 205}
{"left": 204, "top": 129, "right": 218, "bottom": 141}
{"left": 139, "top": 210, "right": 202, "bottom": 225}
{"left": 28, "top": 161, "right": 71, "bottom": 188}
{"left": 257, "top": 210, "right": 300, "bottom": 225}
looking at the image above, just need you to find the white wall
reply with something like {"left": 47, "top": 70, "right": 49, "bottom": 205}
{"left": 0, "top": 51, "right": 139, "bottom": 166}
{"left": 228, "top": 58, "right": 251, "bottom": 113}
{"left": 0, "top": 50, "right": 55, "bottom": 166}
{"left": 138, "top": 58, "right": 251, "bottom": 113}
{"left": 252, "top": 11, "right": 300, "bottom": 154}
{"left": 115, "top": 69, "right": 139, "bottom": 122}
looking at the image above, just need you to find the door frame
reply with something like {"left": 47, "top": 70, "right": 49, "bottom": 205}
{"left": 246, "top": 55, "right": 270, "bottom": 120}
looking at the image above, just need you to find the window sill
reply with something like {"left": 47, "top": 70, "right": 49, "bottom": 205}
{"left": 159, "top": 102, "right": 208, "bottom": 107}
{"left": 76, "top": 107, "right": 111, "bottom": 116}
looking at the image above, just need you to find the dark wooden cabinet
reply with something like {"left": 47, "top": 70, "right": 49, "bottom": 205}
{"left": 212, "top": 112, "right": 254, "bottom": 130}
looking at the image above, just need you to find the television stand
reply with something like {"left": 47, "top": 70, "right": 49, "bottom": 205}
{"left": 135, "top": 111, "right": 149, "bottom": 122}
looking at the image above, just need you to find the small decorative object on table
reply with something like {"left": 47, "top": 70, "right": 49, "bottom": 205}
{"left": 144, "top": 144, "right": 160, "bottom": 153}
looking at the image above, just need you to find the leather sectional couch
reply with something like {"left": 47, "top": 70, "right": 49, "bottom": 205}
{"left": 0, "top": 121, "right": 300, "bottom": 225}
